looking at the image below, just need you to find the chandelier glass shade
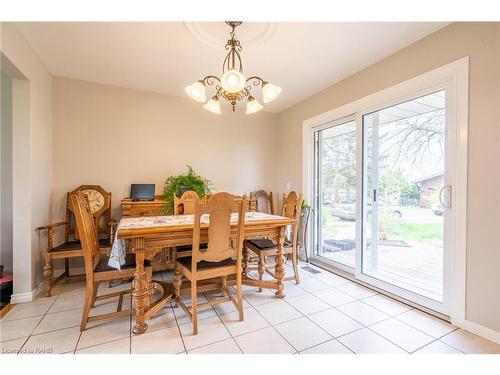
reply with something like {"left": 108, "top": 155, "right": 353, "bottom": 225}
{"left": 185, "top": 22, "right": 281, "bottom": 114}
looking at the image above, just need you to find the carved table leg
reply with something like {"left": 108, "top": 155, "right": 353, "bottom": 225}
{"left": 242, "top": 248, "right": 249, "bottom": 277}
{"left": 132, "top": 237, "right": 148, "bottom": 334}
{"left": 43, "top": 253, "right": 53, "bottom": 298}
{"left": 274, "top": 226, "right": 286, "bottom": 298}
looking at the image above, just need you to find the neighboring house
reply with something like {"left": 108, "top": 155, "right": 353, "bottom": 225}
{"left": 412, "top": 172, "right": 444, "bottom": 207}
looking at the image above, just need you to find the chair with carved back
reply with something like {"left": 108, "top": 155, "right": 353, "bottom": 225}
{"left": 173, "top": 191, "right": 208, "bottom": 260}
{"left": 173, "top": 192, "right": 246, "bottom": 335}
{"left": 244, "top": 191, "right": 303, "bottom": 290}
{"left": 37, "top": 185, "right": 117, "bottom": 297}
{"left": 173, "top": 190, "right": 205, "bottom": 215}
{"left": 250, "top": 190, "right": 274, "bottom": 215}
{"left": 71, "top": 191, "right": 154, "bottom": 331}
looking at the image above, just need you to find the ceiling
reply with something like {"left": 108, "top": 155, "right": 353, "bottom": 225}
{"left": 16, "top": 22, "right": 448, "bottom": 113}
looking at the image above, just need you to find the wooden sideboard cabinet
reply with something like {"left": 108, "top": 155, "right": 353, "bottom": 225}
{"left": 121, "top": 195, "right": 166, "bottom": 217}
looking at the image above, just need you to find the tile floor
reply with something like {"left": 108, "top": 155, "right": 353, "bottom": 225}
{"left": 1, "top": 262, "right": 499, "bottom": 355}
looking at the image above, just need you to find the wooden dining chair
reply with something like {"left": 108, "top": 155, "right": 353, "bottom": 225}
{"left": 173, "top": 190, "right": 203, "bottom": 215}
{"left": 244, "top": 191, "right": 303, "bottom": 290}
{"left": 173, "top": 192, "right": 246, "bottom": 335}
{"left": 70, "top": 191, "right": 153, "bottom": 331}
{"left": 250, "top": 190, "right": 274, "bottom": 215}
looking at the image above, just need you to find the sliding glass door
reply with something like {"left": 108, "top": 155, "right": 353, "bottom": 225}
{"left": 312, "top": 118, "right": 357, "bottom": 271}
{"left": 310, "top": 88, "right": 453, "bottom": 315}
{"left": 360, "top": 90, "right": 449, "bottom": 308}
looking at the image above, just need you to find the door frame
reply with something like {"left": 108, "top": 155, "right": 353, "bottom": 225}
{"left": 302, "top": 57, "right": 469, "bottom": 322}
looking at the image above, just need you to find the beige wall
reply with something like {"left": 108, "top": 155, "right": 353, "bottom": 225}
{"left": 274, "top": 22, "right": 500, "bottom": 332}
{"left": 1, "top": 73, "right": 13, "bottom": 274}
{"left": 52, "top": 77, "right": 278, "bottom": 221}
{"left": 1, "top": 22, "right": 53, "bottom": 295}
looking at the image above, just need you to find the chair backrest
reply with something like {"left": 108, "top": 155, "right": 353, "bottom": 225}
{"left": 70, "top": 191, "right": 101, "bottom": 283}
{"left": 251, "top": 190, "right": 274, "bottom": 215}
{"left": 66, "top": 185, "right": 112, "bottom": 241}
{"left": 281, "top": 191, "right": 304, "bottom": 220}
{"left": 174, "top": 190, "right": 202, "bottom": 215}
{"left": 192, "top": 192, "right": 246, "bottom": 268}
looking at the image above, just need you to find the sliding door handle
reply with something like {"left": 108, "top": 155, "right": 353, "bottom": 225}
{"left": 439, "top": 185, "right": 452, "bottom": 209}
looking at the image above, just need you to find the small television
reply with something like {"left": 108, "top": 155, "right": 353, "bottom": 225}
{"left": 130, "top": 184, "right": 155, "bottom": 201}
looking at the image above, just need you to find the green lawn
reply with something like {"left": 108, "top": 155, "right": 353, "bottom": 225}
{"left": 322, "top": 204, "right": 443, "bottom": 241}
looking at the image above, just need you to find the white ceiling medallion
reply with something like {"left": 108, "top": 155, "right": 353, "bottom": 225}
{"left": 184, "top": 22, "right": 282, "bottom": 114}
{"left": 184, "top": 22, "right": 277, "bottom": 49}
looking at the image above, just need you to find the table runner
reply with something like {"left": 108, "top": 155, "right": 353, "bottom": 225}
{"left": 108, "top": 212, "right": 288, "bottom": 269}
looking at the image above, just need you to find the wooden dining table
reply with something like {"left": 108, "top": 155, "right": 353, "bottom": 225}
{"left": 112, "top": 212, "right": 297, "bottom": 334}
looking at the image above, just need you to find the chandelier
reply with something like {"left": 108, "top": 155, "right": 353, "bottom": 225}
{"left": 185, "top": 21, "right": 282, "bottom": 114}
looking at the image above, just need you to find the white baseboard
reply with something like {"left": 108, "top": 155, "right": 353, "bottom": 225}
{"left": 10, "top": 280, "right": 45, "bottom": 304}
{"left": 453, "top": 318, "right": 500, "bottom": 344}
{"left": 9, "top": 268, "right": 79, "bottom": 304}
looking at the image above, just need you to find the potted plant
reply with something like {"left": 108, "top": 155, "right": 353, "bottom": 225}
{"left": 298, "top": 200, "right": 313, "bottom": 262}
{"left": 162, "top": 165, "right": 213, "bottom": 214}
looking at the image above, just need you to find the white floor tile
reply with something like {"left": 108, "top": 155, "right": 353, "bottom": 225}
{"left": 49, "top": 292, "right": 85, "bottom": 313}
{"left": 361, "top": 294, "right": 412, "bottom": 316}
{"left": 235, "top": 326, "right": 295, "bottom": 354}
{"left": 0, "top": 337, "right": 28, "bottom": 354}
{"left": 179, "top": 316, "right": 231, "bottom": 351}
{"left": 33, "top": 308, "right": 83, "bottom": 334}
{"left": 21, "top": 326, "right": 81, "bottom": 354}
{"left": 296, "top": 278, "right": 330, "bottom": 293}
{"left": 312, "top": 288, "right": 356, "bottom": 307}
{"left": 219, "top": 307, "right": 269, "bottom": 337}
{"left": 337, "top": 301, "right": 389, "bottom": 325}
{"left": 172, "top": 302, "right": 217, "bottom": 325}
{"left": 300, "top": 339, "right": 353, "bottom": 354}
{"left": 274, "top": 317, "right": 332, "bottom": 352}
{"left": 440, "top": 329, "right": 500, "bottom": 354}
{"left": 1, "top": 298, "right": 55, "bottom": 322}
{"left": 131, "top": 326, "right": 184, "bottom": 354}
{"left": 0, "top": 315, "right": 43, "bottom": 342}
{"left": 414, "top": 340, "right": 463, "bottom": 354}
{"left": 281, "top": 281, "right": 308, "bottom": 298}
{"left": 308, "top": 308, "right": 363, "bottom": 338}
{"left": 242, "top": 289, "right": 277, "bottom": 307}
{"left": 370, "top": 318, "right": 434, "bottom": 352}
{"left": 286, "top": 293, "right": 331, "bottom": 315}
{"left": 76, "top": 337, "right": 130, "bottom": 354}
{"left": 338, "top": 328, "right": 406, "bottom": 354}
{"left": 254, "top": 300, "right": 302, "bottom": 325}
{"left": 313, "top": 272, "right": 352, "bottom": 287}
{"left": 336, "top": 283, "right": 378, "bottom": 299}
{"left": 188, "top": 338, "right": 242, "bottom": 354}
{"left": 396, "top": 309, "right": 456, "bottom": 338}
{"left": 77, "top": 316, "right": 131, "bottom": 349}
{"left": 139, "top": 306, "right": 177, "bottom": 333}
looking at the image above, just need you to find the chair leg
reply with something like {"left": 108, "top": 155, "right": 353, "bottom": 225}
{"left": 258, "top": 255, "right": 265, "bottom": 292}
{"left": 236, "top": 273, "right": 244, "bottom": 321}
{"left": 80, "top": 284, "right": 93, "bottom": 331}
{"left": 91, "top": 281, "right": 100, "bottom": 307}
{"left": 173, "top": 270, "right": 182, "bottom": 307}
{"left": 64, "top": 258, "right": 70, "bottom": 278}
{"left": 292, "top": 249, "right": 300, "bottom": 285}
{"left": 191, "top": 280, "right": 198, "bottom": 335}
{"left": 221, "top": 276, "right": 227, "bottom": 296}
{"left": 43, "top": 253, "right": 53, "bottom": 298}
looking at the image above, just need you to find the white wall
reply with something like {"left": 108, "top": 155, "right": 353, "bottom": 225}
{"left": 0, "top": 22, "right": 53, "bottom": 299}
{"left": 0, "top": 72, "right": 13, "bottom": 274}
